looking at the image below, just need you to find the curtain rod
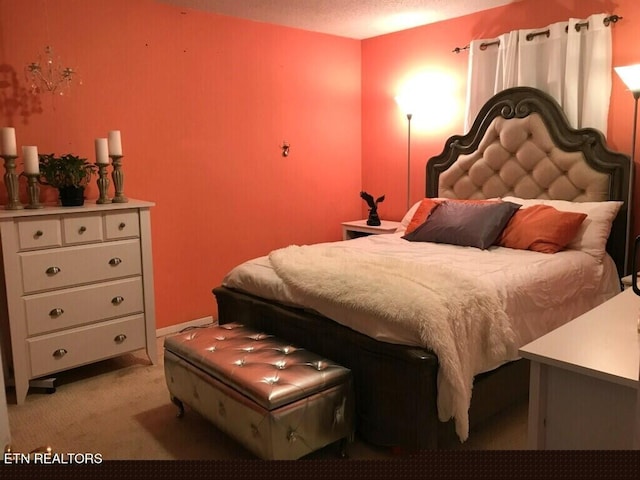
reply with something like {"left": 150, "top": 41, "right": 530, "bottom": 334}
{"left": 452, "top": 13, "right": 623, "bottom": 53}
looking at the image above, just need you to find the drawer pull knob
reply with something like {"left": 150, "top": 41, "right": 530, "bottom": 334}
{"left": 114, "top": 334, "right": 127, "bottom": 344}
{"left": 53, "top": 349, "right": 67, "bottom": 358}
{"left": 46, "top": 266, "right": 61, "bottom": 275}
{"left": 111, "top": 296, "right": 124, "bottom": 305}
{"left": 49, "top": 308, "right": 64, "bottom": 317}
{"left": 79, "top": 226, "right": 87, "bottom": 233}
{"left": 109, "top": 257, "right": 122, "bottom": 266}
{"left": 34, "top": 230, "right": 43, "bottom": 238}
{"left": 119, "top": 222, "right": 126, "bottom": 230}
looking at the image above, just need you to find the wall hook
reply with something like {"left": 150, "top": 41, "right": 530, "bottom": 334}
{"left": 281, "top": 142, "right": 290, "bottom": 157}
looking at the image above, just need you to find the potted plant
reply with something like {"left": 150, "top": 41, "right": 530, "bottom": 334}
{"left": 38, "top": 153, "right": 97, "bottom": 206}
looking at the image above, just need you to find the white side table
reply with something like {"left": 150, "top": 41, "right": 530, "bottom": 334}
{"left": 519, "top": 288, "right": 640, "bottom": 449}
{"left": 341, "top": 220, "right": 401, "bottom": 241}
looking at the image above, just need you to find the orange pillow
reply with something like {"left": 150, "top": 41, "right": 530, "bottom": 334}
{"left": 496, "top": 205, "right": 587, "bottom": 253}
{"left": 405, "top": 198, "right": 439, "bottom": 234}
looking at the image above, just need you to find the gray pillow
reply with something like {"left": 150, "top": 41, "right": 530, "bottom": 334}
{"left": 402, "top": 201, "right": 521, "bottom": 249}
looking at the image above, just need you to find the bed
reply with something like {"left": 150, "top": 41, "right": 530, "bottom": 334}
{"left": 213, "top": 86, "right": 631, "bottom": 449}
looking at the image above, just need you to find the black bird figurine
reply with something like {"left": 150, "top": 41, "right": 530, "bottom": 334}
{"left": 360, "top": 191, "right": 385, "bottom": 226}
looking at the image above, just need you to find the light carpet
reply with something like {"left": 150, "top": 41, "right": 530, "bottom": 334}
{"left": 5, "top": 336, "right": 527, "bottom": 460}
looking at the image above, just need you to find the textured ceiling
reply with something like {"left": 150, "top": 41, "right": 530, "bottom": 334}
{"left": 159, "top": 0, "right": 520, "bottom": 39}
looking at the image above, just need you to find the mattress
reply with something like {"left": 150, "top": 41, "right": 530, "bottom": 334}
{"left": 223, "top": 232, "right": 620, "bottom": 357}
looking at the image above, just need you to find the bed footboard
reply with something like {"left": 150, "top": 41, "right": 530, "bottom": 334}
{"left": 213, "top": 286, "right": 441, "bottom": 449}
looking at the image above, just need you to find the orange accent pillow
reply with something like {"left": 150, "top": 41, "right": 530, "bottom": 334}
{"left": 405, "top": 198, "right": 439, "bottom": 234}
{"left": 406, "top": 198, "right": 501, "bottom": 235}
{"left": 496, "top": 205, "right": 587, "bottom": 253}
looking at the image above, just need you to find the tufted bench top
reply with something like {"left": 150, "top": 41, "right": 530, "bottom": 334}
{"left": 164, "top": 322, "right": 351, "bottom": 410}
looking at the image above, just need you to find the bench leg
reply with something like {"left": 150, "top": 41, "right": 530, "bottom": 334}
{"left": 171, "top": 395, "right": 185, "bottom": 418}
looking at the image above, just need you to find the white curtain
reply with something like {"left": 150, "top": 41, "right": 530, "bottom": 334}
{"left": 464, "top": 13, "right": 612, "bottom": 134}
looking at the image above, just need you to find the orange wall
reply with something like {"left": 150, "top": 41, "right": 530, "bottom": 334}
{"left": 362, "top": 0, "right": 640, "bottom": 228}
{"left": 0, "top": 0, "right": 362, "bottom": 328}
{"left": 2, "top": 0, "right": 639, "bottom": 330}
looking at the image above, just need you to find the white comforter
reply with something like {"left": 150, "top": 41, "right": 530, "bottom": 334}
{"left": 222, "top": 232, "right": 620, "bottom": 440}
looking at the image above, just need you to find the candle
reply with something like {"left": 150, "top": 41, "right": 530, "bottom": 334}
{"left": 108, "top": 130, "right": 122, "bottom": 156}
{"left": 95, "top": 138, "right": 109, "bottom": 164}
{"left": 0, "top": 127, "right": 17, "bottom": 156}
{"left": 22, "top": 146, "right": 39, "bottom": 174}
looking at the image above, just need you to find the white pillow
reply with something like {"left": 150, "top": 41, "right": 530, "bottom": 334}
{"left": 397, "top": 200, "right": 424, "bottom": 234}
{"left": 502, "top": 196, "right": 623, "bottom": 260}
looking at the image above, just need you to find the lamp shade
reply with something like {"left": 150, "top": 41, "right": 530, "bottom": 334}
{"left": 615, "top": 64, "right": 640, "bottom": 92}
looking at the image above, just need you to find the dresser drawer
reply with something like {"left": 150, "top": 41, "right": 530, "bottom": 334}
{"left": 62, "top": 213, "right": 103, "bottom": 245}
{"left": 105, "top": 210, "right": 139, "bottom": 240}
{"left": 20, "top": 239, "right": 142, "bottom": 294}
{"left": 24, "top": 277, "right": 144, "bottom": 336}
{"left": 27, "top": 314, "right": 146, "bottom": 378}
{"left": 17, "top": 217, "right": 62, "bottom": 250}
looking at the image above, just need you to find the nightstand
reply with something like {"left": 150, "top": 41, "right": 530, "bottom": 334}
{"left": 341, "top": 219, "right": 401, "bottom": 240}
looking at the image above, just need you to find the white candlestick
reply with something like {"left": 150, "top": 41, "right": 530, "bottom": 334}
{"left": 22, "top": 146, "right": 39, "bottom": 174}
{"left": 95, "top": 138, "right": 109, "bottom": 164}
{"left": 1, "top": 127, "right": 17, "bottom": 156}
{"left": 108, "top": 130, "right": 122, "bottom": 156}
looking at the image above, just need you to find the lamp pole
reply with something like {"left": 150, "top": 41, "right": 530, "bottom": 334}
{"left": 631, "top": 91, "right": 639, "bottom": 166}
{"left": 627, "top": 92, "right": 639, "bottom": 276}
{"left": 406, "top": 113, "right": 412, "bottom": 211}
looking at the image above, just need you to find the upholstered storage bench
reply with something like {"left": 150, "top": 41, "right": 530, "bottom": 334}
{"left": 163, "top": 322, "right": 354, "bottom": 460}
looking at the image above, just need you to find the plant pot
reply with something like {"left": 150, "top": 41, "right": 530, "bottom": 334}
{"left": 58, "top": 186, "right": 85, "bottom": 207}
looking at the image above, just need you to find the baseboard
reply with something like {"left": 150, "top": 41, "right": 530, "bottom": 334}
{"left": 155, "top": 316, "right": 216, "bottom": 337}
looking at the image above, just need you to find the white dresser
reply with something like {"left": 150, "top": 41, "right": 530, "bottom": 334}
{"left": 0, "top": 199, "right": 157, "bottom": 404}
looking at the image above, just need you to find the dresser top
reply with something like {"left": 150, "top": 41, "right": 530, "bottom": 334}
{"left": 0, "top": 199, "right": 154, "bottom": 219}
{"left": 519, "top": 288, "right": 640, "bottom": 388}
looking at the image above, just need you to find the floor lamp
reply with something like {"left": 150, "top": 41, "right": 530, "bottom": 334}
{"left": 614, "top": 64, "right": 640, "bottom": 276}
{"left": 616, "top": 64, "right": 640, "bottom": 447}
{"left": 395, "top": 95, "right": 413, "bottom": 211}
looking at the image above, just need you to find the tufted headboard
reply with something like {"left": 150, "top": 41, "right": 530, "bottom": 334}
{"left": 426, "top": 86, "right": 632, "bottom": 276}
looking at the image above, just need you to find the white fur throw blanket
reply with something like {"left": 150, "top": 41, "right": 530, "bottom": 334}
{"left": 269, "top": 244, "right": 518, "bottom": 442}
